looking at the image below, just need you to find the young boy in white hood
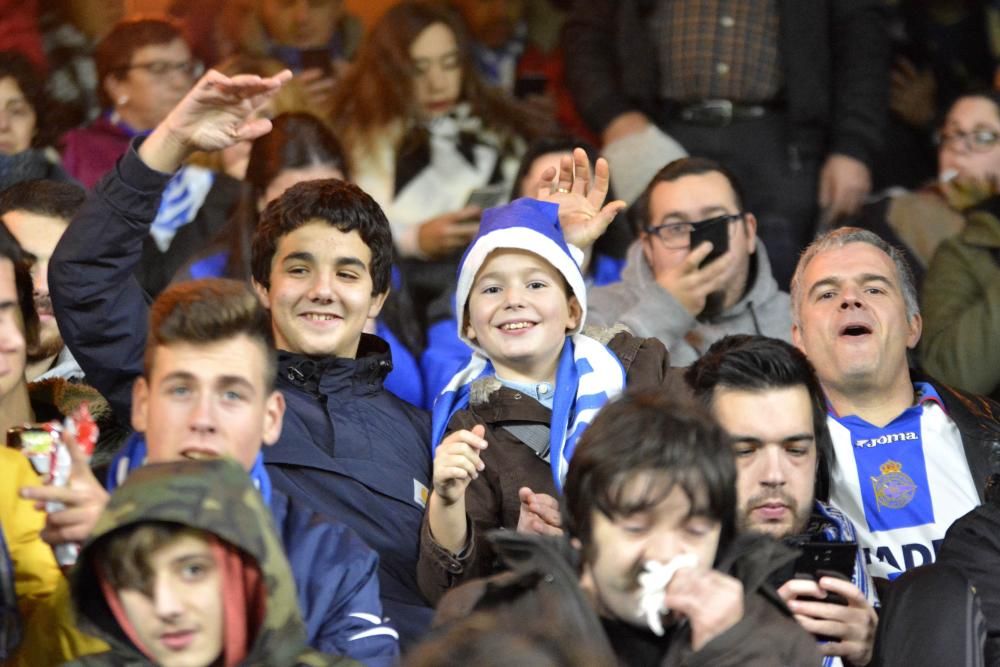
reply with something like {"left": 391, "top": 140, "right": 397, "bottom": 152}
{"left": 417, "top": 188, "right": 686, "bottom": 605}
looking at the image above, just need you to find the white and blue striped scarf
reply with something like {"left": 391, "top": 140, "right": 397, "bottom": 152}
{"left": 150, "top": 165, "right": 214, "bottom": 252}
{"left": 431, "top": 333, "right": 625, "bottom": 491}
{"left": 813, "top": 500, "right": 879, "bottom": 667}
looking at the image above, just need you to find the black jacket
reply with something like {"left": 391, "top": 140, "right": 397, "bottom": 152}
{"left": 563, "top": 0, "right": 889, "bottom": 166}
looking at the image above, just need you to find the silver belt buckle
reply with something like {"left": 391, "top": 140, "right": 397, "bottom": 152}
{"left": 685, "top": 99, "right": 734, "bottom": 126}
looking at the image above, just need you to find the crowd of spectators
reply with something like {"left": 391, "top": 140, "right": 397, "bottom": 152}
{"left": 1, "top": 0, "right": 1000, "bottom": 666}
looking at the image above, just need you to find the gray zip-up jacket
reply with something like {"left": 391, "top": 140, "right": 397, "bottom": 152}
{"left": 587, "top": 240, "right": 792, "bottom": 366}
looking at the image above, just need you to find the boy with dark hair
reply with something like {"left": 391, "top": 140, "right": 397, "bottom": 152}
{"left": 66, "top": 457, "right": 359, "bottom": 666}
{"left": 686, "top": 335, "right": 878, "bottom": 666}
{"left": 49, "top": 66, "right": 434, "bottom": 645}
{"left": 432, "top": 391, "right": 820, "bottom": 666}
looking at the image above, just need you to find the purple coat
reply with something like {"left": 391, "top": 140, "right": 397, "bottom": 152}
{"left": 60, "top": 115, "right": 132, "bottom": 189}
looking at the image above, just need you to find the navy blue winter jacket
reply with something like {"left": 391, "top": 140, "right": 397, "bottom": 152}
{"left": 49, "top": 140, "right": 433, "bottom": 649}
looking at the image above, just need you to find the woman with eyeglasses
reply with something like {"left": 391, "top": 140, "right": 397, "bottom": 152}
{"left": 840, "top": 91, "right": 1000, "bottom": 282}
{"left": 920, "top": 90, "right": 1000, "bottom": 402}
{"left": 60, "top": 17, "right": 201, "bottom": 189}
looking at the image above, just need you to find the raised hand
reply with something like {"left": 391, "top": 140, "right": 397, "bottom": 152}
{"left": 530, "top": 147, "right": 626, "bottom": 251}
{"left": 516, "top": 487, "right": 563, "bottom": 536}
{"left": 428, "top": 425, "right": 488, "bottom": 554}
{"left": 432, "top": 425, "right": 488, "bottom": 506}
{"left": 139, "top": 68, "right": 293, "bottom": 173}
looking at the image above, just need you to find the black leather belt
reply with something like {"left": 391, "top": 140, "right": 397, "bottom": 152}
{"left": 672, "top": 99, "right": 772, "bottom": 127}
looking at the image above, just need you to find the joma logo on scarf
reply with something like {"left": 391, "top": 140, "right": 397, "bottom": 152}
{"left": 854, "top": 432, "right": 919, "bottom": 448}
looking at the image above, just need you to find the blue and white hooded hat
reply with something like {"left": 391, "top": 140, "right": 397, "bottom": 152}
{"left": 454, "top": 197, "right": 588, "bottom": 351}
{"left": 434, "top": 198, "right": 625, "bottom": 490}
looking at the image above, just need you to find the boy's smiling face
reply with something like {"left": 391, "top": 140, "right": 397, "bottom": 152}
{"left": 465, "top": 248, "right": 581, "bottom": 384}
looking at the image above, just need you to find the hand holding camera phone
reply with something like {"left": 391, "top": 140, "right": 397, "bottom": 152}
{"left": 688, "top": 215, "right": 732, "bottom": 267}
{"left": 793, "top": 541, "right": 857, "bottom": 603}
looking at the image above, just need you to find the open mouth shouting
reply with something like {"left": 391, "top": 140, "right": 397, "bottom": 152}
{"left": 838, "top": 321, "right": 873, "bottom": 338}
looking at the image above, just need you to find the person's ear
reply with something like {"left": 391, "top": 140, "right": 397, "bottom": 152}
{"left": 103, "top": 73, "right": 127, "bottom": 107}
{"left": 791, "top": 321, "right": 804, "bottom": 353}
{"left": 742, "top": 213, "right": 758, "bottom": 255}
{"left": 567, "top": 294, "right": 582, "bottom": 332}
{"left": 367, "top": 289, "right": 388, "bottom": 320}
{"left": 131, "top": 376, "right": 150, "bottom": 433}
{"left": 906, "top": 312, "right": 923, "bottom": 349}
{"left": 261, "top": 390, "right": 285, "bottom": 446}
{"left": 251, "top": 278, "right": 270, "bottom": 309}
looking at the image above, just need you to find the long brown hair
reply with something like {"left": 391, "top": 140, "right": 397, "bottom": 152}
{"left": 330, "top": 2, "right": 534, "bottom": 152}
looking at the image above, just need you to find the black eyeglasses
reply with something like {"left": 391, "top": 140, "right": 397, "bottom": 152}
{"left": 644, "top": 212, "right": 743, "bottom": 249}
{"left": 120, "top": 60, "right": 204, "bottom": 78}
{"left": 933, "top": 128, "right": 1000, "bottom": 153}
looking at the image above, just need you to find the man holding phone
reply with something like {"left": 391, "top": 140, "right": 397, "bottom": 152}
{"left": 687, "top": 335, "right": 878, "bottom": 666}
{"left": 588, "top": 157, "right": 792, "bottom": 366}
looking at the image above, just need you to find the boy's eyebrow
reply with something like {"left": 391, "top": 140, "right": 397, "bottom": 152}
{"left": 281, "top": 251, "right": 368, "bottom": 270}
{"left": 334, "top": 256, "right": 368, "bottom": 270}
{"left": 160, "top": 370, "right": 256, "bottom": 389}
{"left": 281, "top": 251, "right": 315, "bottom": 264}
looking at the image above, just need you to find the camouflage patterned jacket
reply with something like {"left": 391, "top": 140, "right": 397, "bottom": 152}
{"left": 65, "top": 458, "right": 362, "bottom": 667}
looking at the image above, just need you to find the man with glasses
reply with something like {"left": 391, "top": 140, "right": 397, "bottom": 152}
{"left": 588, "top": 157, "right": 792, "bottom": 366}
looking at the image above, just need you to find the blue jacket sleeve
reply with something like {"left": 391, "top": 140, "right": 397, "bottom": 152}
{"left": 48, "top": 141, "right": 171, "bottom": 422}
{"left": 271, "top": 492, "right": 400, "bottom": 667}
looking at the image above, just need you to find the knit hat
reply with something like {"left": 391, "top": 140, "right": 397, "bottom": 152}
{"left": 455, "top": 198, "right": 587, "bottom": 350}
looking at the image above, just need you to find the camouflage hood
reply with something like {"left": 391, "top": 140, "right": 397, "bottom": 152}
{"left": 70, "top": 458, "right": 353, "bottom": 666}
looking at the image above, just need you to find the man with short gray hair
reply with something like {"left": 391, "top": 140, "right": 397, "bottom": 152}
{"left": 790, "top": 227, "right": 1000, "bottom": 581}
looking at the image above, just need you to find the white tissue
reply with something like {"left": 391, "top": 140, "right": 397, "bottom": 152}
{"left": 939, "top": 169, "right": 959, "bottom": 183}
{"left": 636, "top": 553, "right": 699, "bottom": 636}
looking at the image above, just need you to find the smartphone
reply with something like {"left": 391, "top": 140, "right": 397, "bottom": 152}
{"left": 793, "top": 541, "right": 857, "bottom": 605}
{"left": 688, "top": 216, "right": 731, "bottom": 267}
{"left": 465, "top": 184, "right": 509, "bottom": 210}
{"left": 300, "top": 48, "right": 333, "bottom": 76}
{"left": 514, "top": 73, "right": 548, "bottom": 98}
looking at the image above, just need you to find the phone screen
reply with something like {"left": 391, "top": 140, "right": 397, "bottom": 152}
{"left": 465, "top": 184, "right": 508, "bottom": 210}
{"left": 793, "top": 541, "right": 857, "bottom": 605}
{"left": 688, "top": 216, "right": 731, "bottom": 266}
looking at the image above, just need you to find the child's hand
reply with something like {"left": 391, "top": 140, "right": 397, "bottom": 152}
{"left": 432, "top": 425, "right": 488, "bottom": 505}
{"left": 530, "top": 147, "right": 626, "bottom": 251}
{"left": 517, "top": 487, "right": 563, "bottom": 536}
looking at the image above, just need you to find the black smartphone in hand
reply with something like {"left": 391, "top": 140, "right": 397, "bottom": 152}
{"left": 688, "top": 216, "right": 731, "bottom": 267}
{"left": 793, "top": 541, "right": 857, "bottom": 606}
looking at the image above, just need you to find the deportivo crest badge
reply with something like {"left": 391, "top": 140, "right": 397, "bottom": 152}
{"left": 871, "top": 459, "right": 917, "bottom": 510}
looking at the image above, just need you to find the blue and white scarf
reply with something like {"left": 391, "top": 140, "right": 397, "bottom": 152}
{"left": 106, "top": 432, "right": 272, "bottom": 504}
{"left": 431, "top": 333, "right": 625, "bottom": 491}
